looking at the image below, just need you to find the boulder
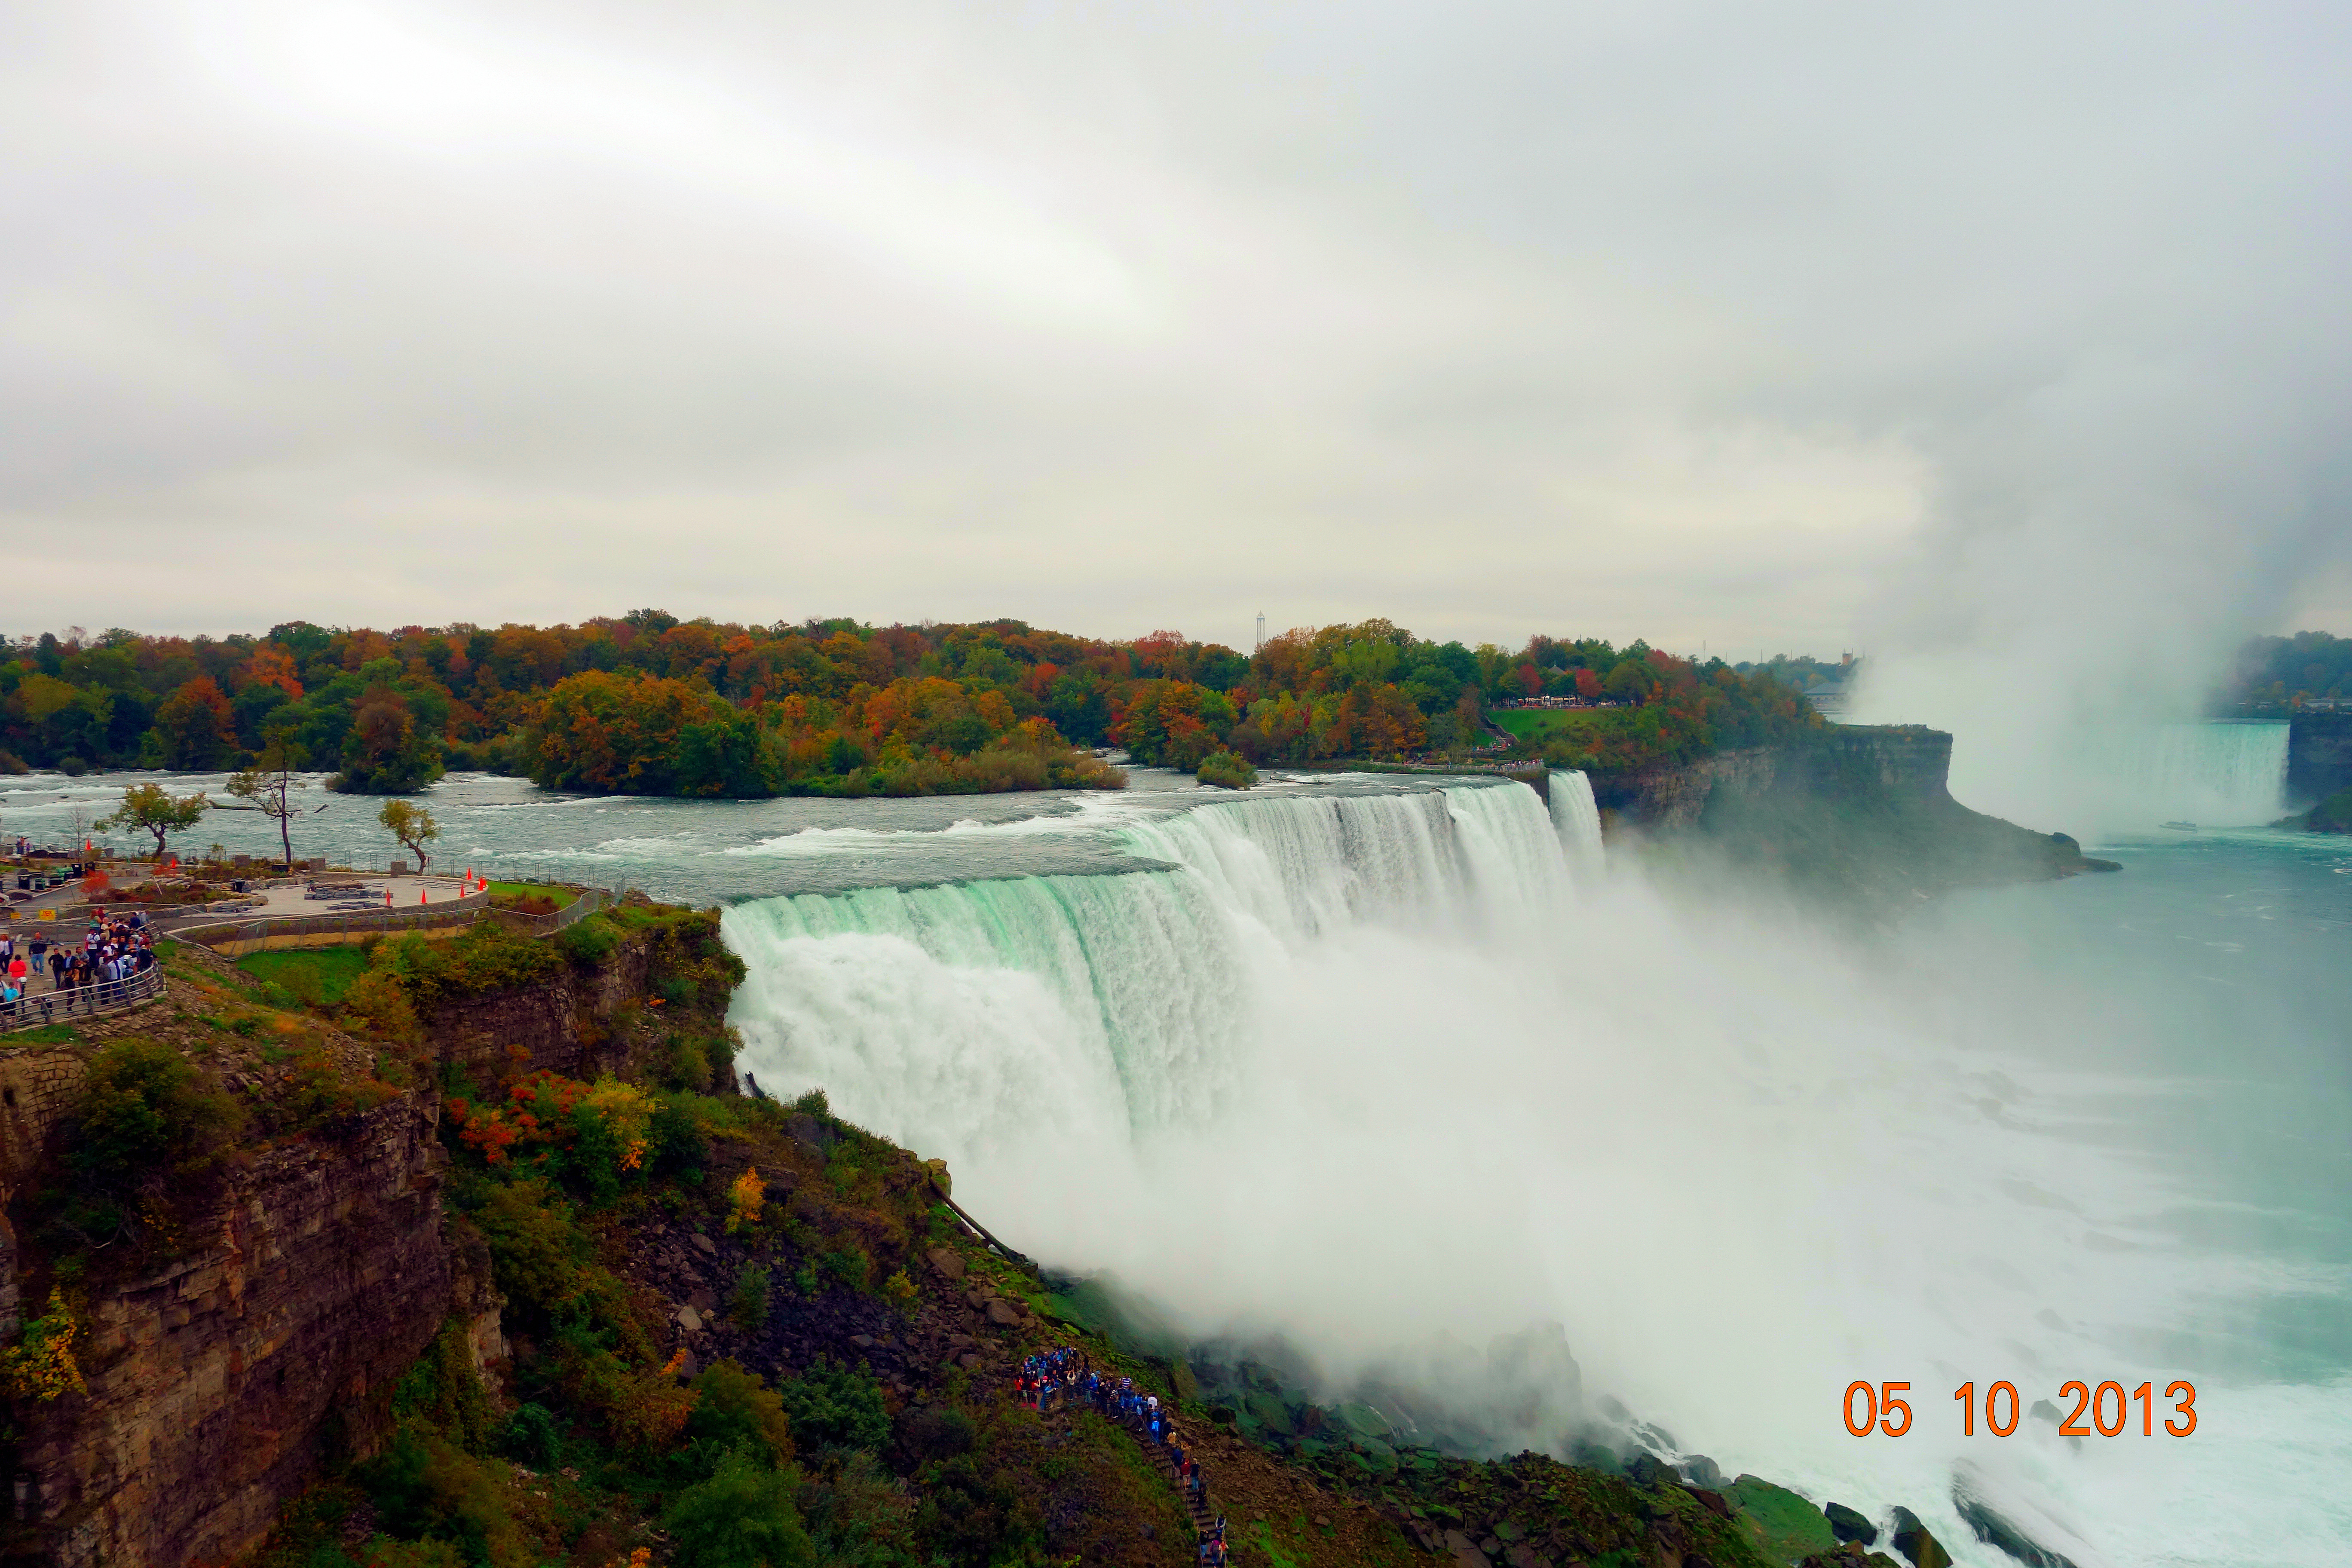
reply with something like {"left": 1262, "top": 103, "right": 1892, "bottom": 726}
{"left": 1440, "top": 1528, "right": 1491, "bottom": 1565}
{"left": 690, "top": 1232, "right": 717, "bottom": 1257}
{"left": 1890, "top": 1507, "right": 1952, "bottom": 1568}
{"left": 1680, "top": 1452, "right": 1726, "bottom": 1490}
{"left": 1825, "top": 1502, "right": 1877, "bottom": 1544}
{"left": 1627, "top": 1454, "right": 1676, "bottom": 1489}
{"left": 676, "top": 1305, "right": 704, "bottom": 1333}
{"left": 1952, "top": 1492, "right": 2079, "bottom": 1568}
{"left": 1730, "top": 1476, "right": 1837, "bottom": 1562}
{"left": 984, "top": 1298, "right": 1022, "bottom": 1327}
{"left": 925, "top": 1246, "right": 966, "bottom": 1281}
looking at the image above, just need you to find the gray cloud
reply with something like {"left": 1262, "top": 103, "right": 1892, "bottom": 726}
{"left": 3, "top": 0, "right": 2346, "bottom": 687}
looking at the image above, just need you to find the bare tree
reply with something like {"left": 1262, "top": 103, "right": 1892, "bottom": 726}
{"left": 227, "top": 734, "right": 308, "bottom": 873}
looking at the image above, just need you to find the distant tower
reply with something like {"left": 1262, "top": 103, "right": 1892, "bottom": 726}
{"left": 1255, "top": 612, "right": 1265, "bottom": 651}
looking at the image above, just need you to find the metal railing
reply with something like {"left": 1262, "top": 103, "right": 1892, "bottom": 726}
{"left": 172, "top": 888, "right": 493, "bottom": 954}
{"left": 486, "top": 887, "right": 609, "bottom": 937}
{"left": 0, "top": 964, "right": 166, "bottom": 1035}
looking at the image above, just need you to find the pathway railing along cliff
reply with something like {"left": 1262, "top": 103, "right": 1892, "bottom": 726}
{"left": 1, "top": 965, "right": 167, "bottom": 1035}
{"left": 171, "top": 888, "right": 494, "bottom": 956}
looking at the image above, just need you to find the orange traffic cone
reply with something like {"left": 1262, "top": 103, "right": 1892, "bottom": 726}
{"left": 384, "top": 889, "right": 392, "bottom": 907}
{"left": 420, "top": 888, "right": 429, "bottom": 905}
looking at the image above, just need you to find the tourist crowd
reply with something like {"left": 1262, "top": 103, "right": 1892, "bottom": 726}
{"left": 1013, "top": 1346, "right": 1231, "bottom": 1565}
{"left": 0, "top": 912, "right": 158, "bottom": 1019}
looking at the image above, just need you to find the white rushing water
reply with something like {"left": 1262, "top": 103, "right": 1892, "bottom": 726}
{"left": 725, "top": 771, "right": 2351, "bottom": 1567}
{"left": 1945, "top": 720, "right": 2292, "bottom": 835}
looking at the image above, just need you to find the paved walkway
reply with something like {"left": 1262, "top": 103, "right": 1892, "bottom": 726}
{"left": 228, "top": 875, "right": 473, "bottom": 915}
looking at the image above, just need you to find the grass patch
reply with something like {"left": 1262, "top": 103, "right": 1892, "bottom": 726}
{"left": 486, "top": 881, "right": 577, "bottom": 910}
{"left": 236, "top": 947, "right": 370, "bottom": 1009}
{"left": 1492, "top": 708, "right": 1608, "bottom": 742}
{"left": 5, "top": 1024, "right": 80, "bottom": 1045}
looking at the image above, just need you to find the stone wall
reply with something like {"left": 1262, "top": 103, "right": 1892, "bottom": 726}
{"left": 2288, "top": 713, "right": 2352, "bottom": 802}
{"left": 13, "top": 1095, "right": 459, "bottom": 1568}
{"left": 1592, "top": 726, "right": 1955, "bottom": 829}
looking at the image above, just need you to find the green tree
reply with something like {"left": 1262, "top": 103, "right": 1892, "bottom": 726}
{"left": 379, "top": 798, "right": 441, "bottom": 875}
{"left": 663, "top": 1444, "right": 817, "bottom": 1568}
{"left": 97, "top": 781, "right": 210, "bottom": 858}
{"left": 335, "top": 685, "right": 446, "bottom": 793}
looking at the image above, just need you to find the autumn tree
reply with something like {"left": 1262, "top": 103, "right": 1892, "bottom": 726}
{"left": 153, "top": 676, "right": 236, "bottom": 769}
{"left": 378, "top": 799, "right": 440, "bottom": 875}
{"left": 97, "top": 781, "right": 211, "bottom": 858}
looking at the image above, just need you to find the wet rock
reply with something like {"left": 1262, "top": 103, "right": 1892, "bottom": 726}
{"left": 1890, "top": 1506, "right": 1952, "bottom": 1568}
{"left": 787, "top": 1112, "right": 836, "bottom": 1154}
{"left": 1953, "top": 1491, "right": 2079, "bottom": 1568}
{"left": 1626, "top": 1453, "right": 1676, "bottom": 1489}
{"left": 1825, "top": 1501, "right": 1877, "bottom": 1544}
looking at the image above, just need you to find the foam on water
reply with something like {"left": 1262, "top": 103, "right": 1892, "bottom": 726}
{"left": 724, "top": 775, "right": 2351, "bottom": 1566}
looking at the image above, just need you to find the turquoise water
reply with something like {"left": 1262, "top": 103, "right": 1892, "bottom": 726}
{"left": 12, "top": 766, "right": 2346, "bottom": 1563}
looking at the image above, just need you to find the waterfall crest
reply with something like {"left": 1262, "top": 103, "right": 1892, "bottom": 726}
{"left": 1547, "top": 769, "right": 1605, "bottom": 881}
{"left": 725, "top": 781, "right": 1571, "bottom": 1154}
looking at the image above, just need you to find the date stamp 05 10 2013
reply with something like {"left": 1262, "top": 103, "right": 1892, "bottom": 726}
{"left": 1841, "top": 1379, "right": 2198, "bottom": 1439}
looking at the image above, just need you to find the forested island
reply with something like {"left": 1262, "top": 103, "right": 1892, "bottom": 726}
{"left": 0, "top": 614, "right": 1823, "bottom": 798}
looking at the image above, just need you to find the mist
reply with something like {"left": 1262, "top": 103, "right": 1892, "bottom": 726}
{"left": 725, "top": 780, "right": 2346, "bottom": 1565}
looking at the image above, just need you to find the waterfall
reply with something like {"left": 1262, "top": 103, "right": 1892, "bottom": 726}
{"left": 1547, "top": 769, "right": 1605, "bottom": 881}
{"left": 2092, "top": 721, "right": 2290, "bottom": 826}
{"left": 725, "top": 780, "right": 1571, "bottom": 1158}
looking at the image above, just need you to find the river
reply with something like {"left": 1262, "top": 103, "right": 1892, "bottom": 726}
{"left": 5, "top": 754, "right": 2345, "bottom": 1566}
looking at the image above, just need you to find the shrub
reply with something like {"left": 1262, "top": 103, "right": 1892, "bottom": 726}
{"left": 554, "top": 916, "right": 619, "bottom": 968}
{"left": 338, "top": 970, "right": 420, "bottom": 1042}
{"left": 495, "top": 1402, "right": 563, "bottom": 1470}
{"left": 728, "top": 1264, "right": 772, "bottom": 1331}
{"left": 776, "top": 1358, "right": 890, "bottom": 1454}
{"left": 1195, "top": 749, "right": 1257, "bottom": 789}
{"left": 360, "top": 1429, "right": 530, "bottom": 1568}
{"left": 685, "top": 1359, "right": 795, "bottom": 1469}
{"left": 724, "top": 1168, "right": 766, "bottom": 1234}
{"left": 662, "top": 1444, "right": 817, "bottom": 1568}
{"left": 73, "top": 1040, "right": 242, "bottom": 1186}
{"left": 0, "top": 1289, "right": 86, "bottom": 1400}
{"left": 898, "top": 1405, "right": 975, "bottom": 1464}
{"left": 392, "top": 1319, "right": 495, "bottom": 1453}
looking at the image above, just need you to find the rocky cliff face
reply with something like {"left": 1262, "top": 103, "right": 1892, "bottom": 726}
{"left": 420, "top": 933, "right": 658, "bottom": 1083}
{"left": 1592, "top": 724, "right": 2107, "bottom": 914}
{"left": 11, "top": 1094, "right": 462, "bottom": 1568}
{"left": 1591, "top": 726, "right": 1955, "bottom": 829}
{"left": 2288, "top": 712, "right": 2352, "bottom": 802}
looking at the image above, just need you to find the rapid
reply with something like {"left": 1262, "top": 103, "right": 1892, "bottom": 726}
{"left": 9, "top": 756, "right": 2346, "bottom": 1565}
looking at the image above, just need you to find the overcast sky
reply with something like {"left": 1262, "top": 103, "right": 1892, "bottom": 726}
{"left": 5, "top": 0, "right": 2348, "bottom": 691}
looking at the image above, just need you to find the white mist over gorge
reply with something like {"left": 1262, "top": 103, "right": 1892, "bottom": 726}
{"left": 6, "top": 2, "right": 2351, "bottom": 1565}
{"left": 711, "top": 771, "right": 2352, "bottom": 1568}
